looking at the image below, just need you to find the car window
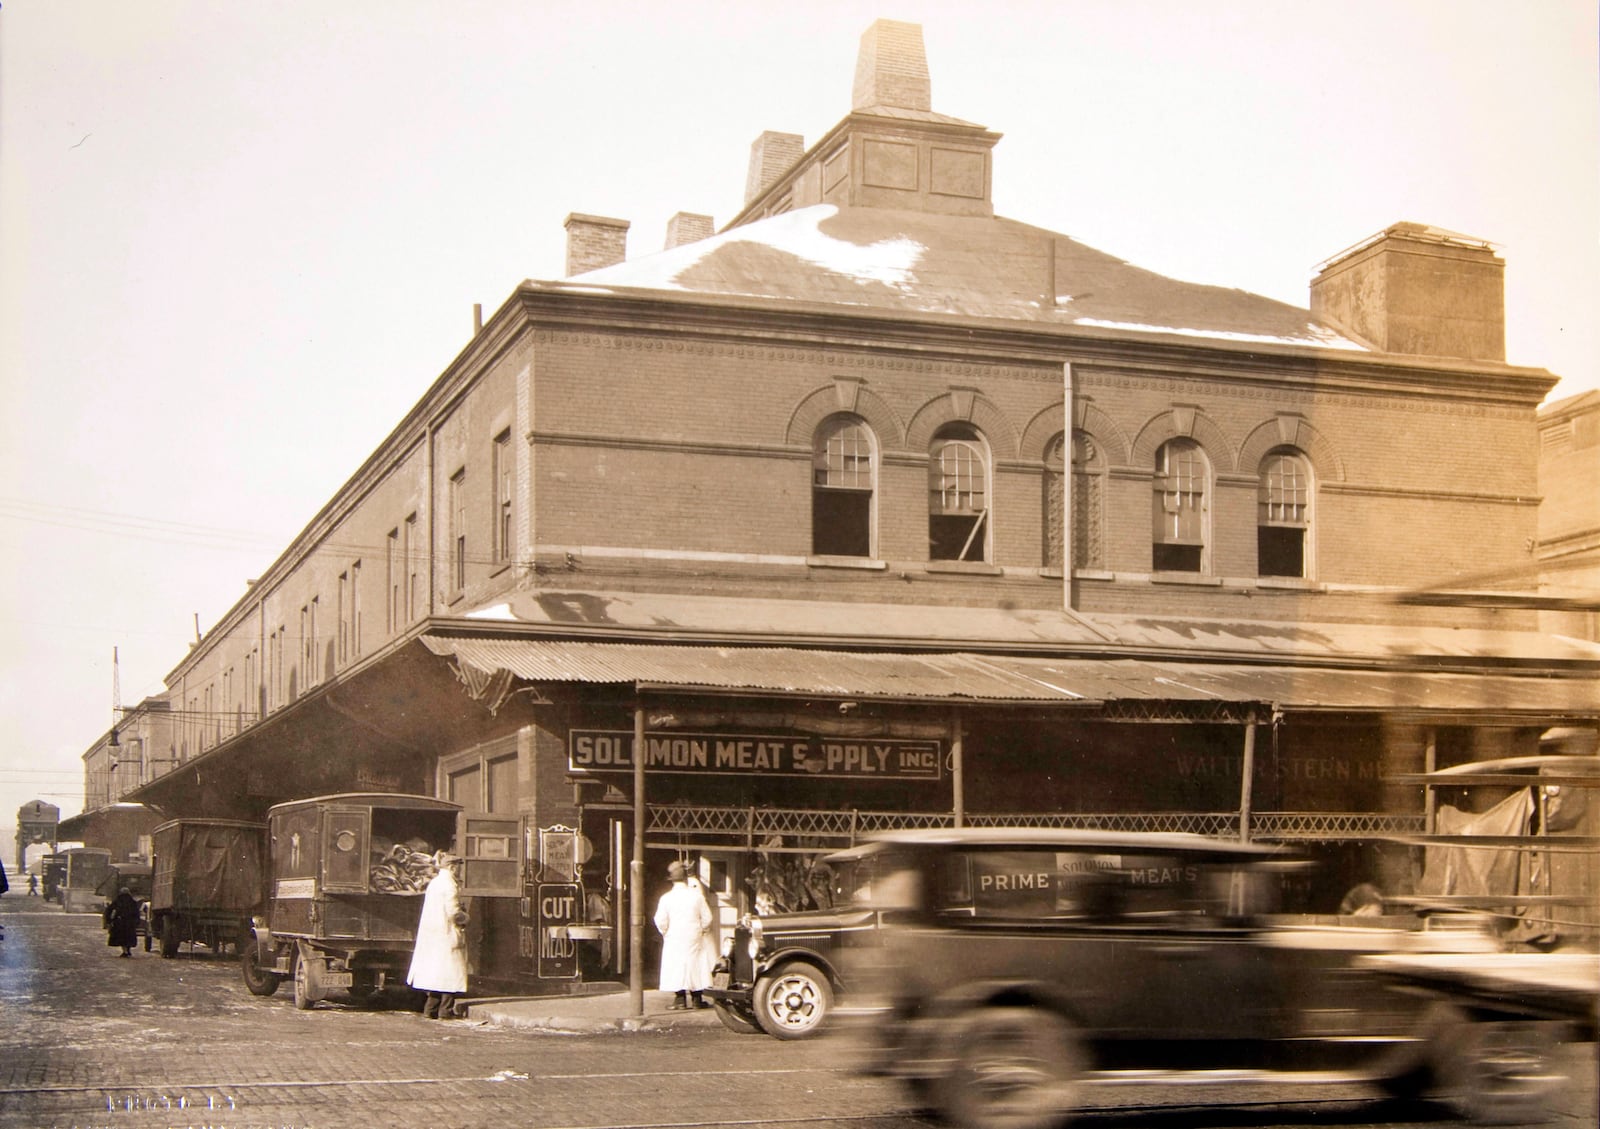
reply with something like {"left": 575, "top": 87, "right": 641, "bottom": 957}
{"left": 919, "top": 849, "right": 1283, "bottom": 925}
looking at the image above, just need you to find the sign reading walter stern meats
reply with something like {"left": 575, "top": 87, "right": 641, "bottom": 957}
{"left": 569, "top": 730, "right": 942, "bottom": 781}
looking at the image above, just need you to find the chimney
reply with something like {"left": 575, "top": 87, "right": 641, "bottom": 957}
{"left": 745, "top": 131, "right": 805, "bottom": 205}
{"left": 664, "top": 212, "right": 715, "bottom": 250}
{"left": 564, "top": 213, "right": 630, "bottom": 276}
{"left": 853, "top": 19, "right": 932, "bottom": 112}
{"left": 1310, "top": 223, "right": 1505, "bottom": 362}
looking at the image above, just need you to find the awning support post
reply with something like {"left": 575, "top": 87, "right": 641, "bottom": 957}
{"left": 951, "top": 707, "right": 965, "bottom": 828}
{"left": 629, "top": 702, "right": 646, "bottom": 1018}
{"left": 1239, "top": 709, "right": 1257, "bottom": 842}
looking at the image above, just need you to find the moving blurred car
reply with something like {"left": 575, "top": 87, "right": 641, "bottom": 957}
{"left": 835, "top": 828, "right": 1585, "bottom": 1128}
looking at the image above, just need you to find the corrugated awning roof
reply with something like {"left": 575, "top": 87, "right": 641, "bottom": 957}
{"left": 420, "top": 636, "right": 1600, "bottom": 716}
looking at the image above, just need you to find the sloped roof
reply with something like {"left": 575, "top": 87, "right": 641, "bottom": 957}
{"left": 566, "top": 204, "right": 1363, "bottom": 352}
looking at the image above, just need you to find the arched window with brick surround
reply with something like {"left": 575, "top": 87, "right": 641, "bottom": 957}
{"left": 929, "top": 422, "right": 990, "bottom": 562}
{"left": 812, "top": 414, "right": 876, "bottom": 557}
{"left": 1258, "top": 448, "right": 1312, "bottom": 578}
{"left": 1151, "top": 437, "right": 1209, "bottom": 573}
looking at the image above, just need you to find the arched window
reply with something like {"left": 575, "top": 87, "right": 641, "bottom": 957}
{"left": 1043, "top": 431, "right": 1105, "bottom": 571}
{"left": 1258, "top": 449, "right": 1312, "bottom": 577}
{"left": 1072, "top": 431, "right": 1105, "bottom": 570}
{"left": 1151, "top": 438, "right": 1208, "bottom": 572}
{"left": 812, "top": 415, "right": 875, "bottom": 557}
{"left": 929, "top": 423, "right": 990, "bottom": 562}
{"left": 1044, "top": 433, "right": 1065, "bottom": 571}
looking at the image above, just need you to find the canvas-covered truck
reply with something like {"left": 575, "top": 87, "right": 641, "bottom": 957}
{"left": 241, "top": 793, "right": 520, "bottom": 1010}
{"left": 150, "top": 819, "right": 267, "bottom": 958}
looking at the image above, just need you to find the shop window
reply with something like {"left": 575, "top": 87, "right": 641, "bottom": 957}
{"left": 441, "top": 745, "right": 519, "bottom": 814}
{"left": 929, "top": 423, "right": 990, "bottom": 562}
{"left": 1151, "top": 438, "right": 1208, "bottom": 573}
{"left": 812, "top": 415, "right": 875, "bottom": 557}
{"left": 1258, "top": 449, "right": 1311, "bottom": 578}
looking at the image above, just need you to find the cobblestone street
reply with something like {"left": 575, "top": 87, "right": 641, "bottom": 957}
{"left": 0, "top": 897, "right": 909, "bottom": 1129}
{"left": 4, "top": 897, "right": 1595, "bottom": 1129}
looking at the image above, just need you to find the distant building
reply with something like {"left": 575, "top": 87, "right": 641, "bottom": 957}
{"left": 14, "top": 799, "right": 59, "bottom": 871}
{"left": 120, "top": 21, "right": 1599, "bottom": 991}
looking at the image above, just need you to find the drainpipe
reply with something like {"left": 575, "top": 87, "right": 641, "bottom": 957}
{"left": 629, "top": 702, "right": 646, "bottom": 1017}
{"left": 1239, "top": 708, "right": 1257, "bottom": 842}
{"left": 1062, "top": 361, "right": 1074, "bottom": 610}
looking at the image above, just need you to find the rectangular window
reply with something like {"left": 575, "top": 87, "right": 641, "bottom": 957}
{"left": 493, "top": 429, "right": 514, "bottom": 566}
{"left": 338, "top": 571, "right": 350, "bottom": 664}
{"left": 350, "top": 560, "right": 361, "bottom": 656}
{"left": 405, "top": 512, "right": 420, "bottom": 620}
{"left": 450, "top": 468, "right": 467, "bottom": 592}
{"left": 302, "top": 599, "right": 319, "bottom": 687}
{"left": 386, "top": 528, "right": 400, "bottom": 632}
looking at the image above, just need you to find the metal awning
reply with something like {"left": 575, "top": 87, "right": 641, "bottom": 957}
{"left": 421, "top": 635, "right": 1600, "bottom": 718}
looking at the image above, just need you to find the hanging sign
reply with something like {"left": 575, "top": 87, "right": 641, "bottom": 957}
{"left": 568, "top": 730, "right": 942, "bottom": 781}
{"left": 539, "top": 824, "right": 578, "bottom": 883}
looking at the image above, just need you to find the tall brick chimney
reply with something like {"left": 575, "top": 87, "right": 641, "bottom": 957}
{"left": 853, "top": 19, "right": 932, "bottom": 112}
{"left": 664, "top": 212, "right": 714, "bottom": 249}
{"left": 564, "top": 213, "right": 629, "bottom": 276}
{"left": 1310, "top": 223, "right": 1505, "bottom": 362}
{"left": 745, "top": 131, "right": 805, "bottom": 205}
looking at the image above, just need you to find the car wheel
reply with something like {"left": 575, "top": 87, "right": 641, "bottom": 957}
{"left": 753, "top": 961, "right": 833, "bottom": 1040}
{"left": 240, "top": 942, "right": 281, "bottom": 997}
{"left": 938, "top": 1006, "right": 1086, "bottom": 1129}
{"left": 291, "top": 947, "right": 322, "bottom": 1010}
{"left": 711, "top": 1000, "right": 763, "bottom": 1035}
{"left": 1436, "top": 1017, "right": 1565, "bottom": 1125}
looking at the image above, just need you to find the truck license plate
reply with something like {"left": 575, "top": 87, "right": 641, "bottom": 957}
{"left": 323, "top": 972, "right": 354, "bottom": 988}
{"left": 712, "top": 971, "right": 730, "bottom": 990}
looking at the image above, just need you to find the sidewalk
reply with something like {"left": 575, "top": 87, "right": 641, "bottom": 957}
{"left": 464, "top": 988, "right": 726, "bottom": 1033}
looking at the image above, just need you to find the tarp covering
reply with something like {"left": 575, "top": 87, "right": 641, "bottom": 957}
{"left": 152, "top": 821, "right": 265, "bottom": 913}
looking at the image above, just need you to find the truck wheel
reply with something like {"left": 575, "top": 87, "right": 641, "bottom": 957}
{"left": 938, "top": 1006, "right": 1086, "bottom": 1129}
{"left": 159, "top": 914, "right": 180, "bottom": 959}
{"left": 711, "top": 1000, "right": 763, "bottom": 1035}
{"left": 1437, "top": 1017, "right": 1565, "bottom": 1125}
{"left": 292, "top": 948, "right": 323, "bottom": 1010}
{"left": 291, "top": 946, "right": 318, "bottom": 1004}
{"left": 753, "top": 961, "right": 833, "bottom": 1040}
{"left": 241, "top": 942, "right": 281, "bottom": 997}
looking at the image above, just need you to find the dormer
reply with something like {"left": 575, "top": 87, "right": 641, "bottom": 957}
{"left": 729, "top": 20, "right": 1001, "bottom": 228}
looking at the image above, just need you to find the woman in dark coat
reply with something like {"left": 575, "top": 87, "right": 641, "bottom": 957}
{"left": 104, "top": 886, "right": 140, "bottom": 957}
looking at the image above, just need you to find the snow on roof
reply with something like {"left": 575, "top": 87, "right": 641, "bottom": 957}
{"left": 574, "top": 205, "right": 925, "bottom": 295}
{"left": 561, "top": 204, "right": 1365, "bottom": 352}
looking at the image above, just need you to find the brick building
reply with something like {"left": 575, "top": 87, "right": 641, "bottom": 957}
{"left": 1537, "top": 390, "right": 1600, "bottom": 643}
{"left": 121, "top": 21, "right": 1598, "bottom": 992}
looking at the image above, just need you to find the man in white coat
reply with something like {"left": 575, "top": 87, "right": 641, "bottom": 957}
{"left": 408, "top": 850, "right": 468, "bottom": 1019}
{"left": 653, "top": 859, "right": 713, "bottom": 1009}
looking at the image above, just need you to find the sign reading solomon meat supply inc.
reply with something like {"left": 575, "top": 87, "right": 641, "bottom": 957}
{"left": 568, "top": 729, "right": 942, "bottom": 781}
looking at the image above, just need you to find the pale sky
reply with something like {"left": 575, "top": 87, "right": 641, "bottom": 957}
{"left": 1, "top": 0, "right": 1596, "bottom": 837}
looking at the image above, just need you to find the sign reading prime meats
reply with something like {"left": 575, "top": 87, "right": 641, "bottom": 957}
{"left": 568, "top": 729, "right": 942, "bottom": 781}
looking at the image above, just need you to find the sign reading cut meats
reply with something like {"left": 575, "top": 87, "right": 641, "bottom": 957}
{"left": 569, "top": 729, "right": 942, "bottom": 781}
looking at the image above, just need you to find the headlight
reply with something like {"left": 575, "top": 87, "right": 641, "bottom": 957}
{"left": 747, "top": 916, "right": 763, "bottom": 960}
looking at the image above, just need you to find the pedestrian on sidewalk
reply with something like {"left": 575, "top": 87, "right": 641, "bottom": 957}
{"left": 103, "top": 886, "right": 140, "bottom": 957}
{"left": 28, "top": 874, "right": 38, "bottom": 896}
{"left": 407, "top": 850, "right": 469, "bottom": 1019}
{"left": 654, "top": 859, "right": 713, "bottom": 1010}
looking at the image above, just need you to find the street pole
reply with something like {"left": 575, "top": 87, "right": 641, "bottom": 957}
{"left": 629, "top": 703, "right": 646, "bottom": 1017}
{"left": 1239, "top": 709, "right": 1257, "bottom": 842}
